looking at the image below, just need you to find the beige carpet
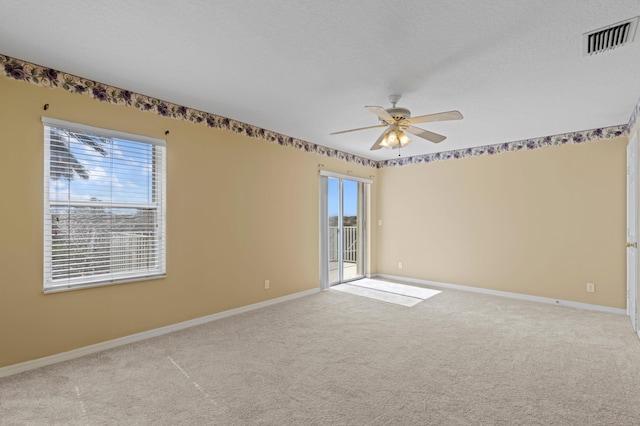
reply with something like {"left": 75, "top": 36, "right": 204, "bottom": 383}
{"left": 2, "top": 280, "right": 640, "bottom": 425}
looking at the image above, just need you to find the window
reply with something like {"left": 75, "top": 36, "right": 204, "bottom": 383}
{"left": 43, "top": 117, "right": 166, "bottom": 291}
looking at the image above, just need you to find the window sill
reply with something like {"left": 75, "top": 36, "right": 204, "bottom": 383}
{"left": 43, "top": 274, "right": 167, "bottom": 294}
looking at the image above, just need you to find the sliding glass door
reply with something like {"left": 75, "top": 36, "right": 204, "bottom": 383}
{"left": 322, "top": 173, "right": 368, "bottom": 287}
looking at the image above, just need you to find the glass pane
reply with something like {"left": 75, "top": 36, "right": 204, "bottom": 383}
{"left": 342, "top": 180, "right": 361, "bottom": 280}
{"left": 328, "top": 177, "right": 340, "bottom": 284}
{"left": 48, "top": 129, "right": 155, "bottom": 205}
{"left": 50, "top": 206, "right": 159, "bottom": 282}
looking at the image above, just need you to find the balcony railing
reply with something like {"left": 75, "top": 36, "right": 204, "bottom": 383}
{"left": 51, "top": 231, "right": 154, "bottom": 280}
{"left": 111, "top": 232, "right": 154, "bottom": 272}
{"left": 328, "top": 226, "right": 358, "bottom": 263}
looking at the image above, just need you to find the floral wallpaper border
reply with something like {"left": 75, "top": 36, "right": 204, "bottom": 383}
{"left": 0, "top": 54, "right": 378, "bottom": 169}
{"left": 377, "top": 124, "right": 627, "bottom": 168}
{"left": 628, "top": 96, "right": 640, "bottom": 133}
{"left": 1, "top": 53, "right": 629, "bottom": 170}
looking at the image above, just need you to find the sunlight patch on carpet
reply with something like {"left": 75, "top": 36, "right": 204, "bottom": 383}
{"left": 331, "top": 279, "right": 440, "bottom": 307}
{"left": 352, "top": 279, "right": 441, "bottom": 299}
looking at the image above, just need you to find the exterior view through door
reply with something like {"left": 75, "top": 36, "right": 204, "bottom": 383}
{"left": 319, "top": 172, "right": 369, "bottom": 288}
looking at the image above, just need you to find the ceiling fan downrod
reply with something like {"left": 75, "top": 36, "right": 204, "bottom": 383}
{"left": 388, "top": 94, "right": 401, "bottom": 108}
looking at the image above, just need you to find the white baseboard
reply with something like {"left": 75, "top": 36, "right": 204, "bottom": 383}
{"left": 0, "top": 288, "right": 320, "bottom": 379}
{"left": 373, "top": 274, "right": 627, "bottom": 315}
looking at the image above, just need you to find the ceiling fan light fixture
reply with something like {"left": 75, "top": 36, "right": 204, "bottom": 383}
{"left": 399, "top": 131, "right": 410, "bottom": 146}
{"left": 387, "top": 131, "right": 397, "bottom": 144}
{"left": 379, "top": 128, "right": 410, "bottom": 149}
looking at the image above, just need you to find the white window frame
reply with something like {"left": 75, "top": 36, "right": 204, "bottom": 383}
{"left": 43, "top": 117, "right": 166, "bottom": 292}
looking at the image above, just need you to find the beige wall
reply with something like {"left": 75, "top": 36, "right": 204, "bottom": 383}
{"left": 0, "top": 67, "right": 631, "bottom": 369}
{"left": 376, "top": 138, "right": 628, "bottom": 308}
{"left": 0, "top": 75, "right": 377, "bottom": 368}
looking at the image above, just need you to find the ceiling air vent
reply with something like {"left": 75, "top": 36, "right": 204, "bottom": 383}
{"left": 583, "top": 17, "right": 638, "bottom": 55}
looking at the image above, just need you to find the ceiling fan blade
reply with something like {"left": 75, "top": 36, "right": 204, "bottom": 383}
{"left": 370, "top": 129, "right": 390, "bottom": 150}
{"left": 329, "top": 124, "right": 387, "bottom": 135}
{"left": 403, "top": 110, "right": 463, "bottom": 125}
{"left": 405, "top": 126, "right": 447, "bottom": 143}
{"left": 365, "top": 106, "right": 395, "bottom": 124}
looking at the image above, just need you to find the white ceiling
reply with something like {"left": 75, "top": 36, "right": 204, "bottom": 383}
{"left": 2, "top": 0, "right": 640, "bottom": 161}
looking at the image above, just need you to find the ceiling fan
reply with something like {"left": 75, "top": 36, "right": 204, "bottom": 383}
{"left": 330, "top": 95, "right": 463, "bottom": 150}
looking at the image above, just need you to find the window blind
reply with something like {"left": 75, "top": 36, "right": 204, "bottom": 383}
{"left": 43, "top": 117, "right": 166, "bottom": 291}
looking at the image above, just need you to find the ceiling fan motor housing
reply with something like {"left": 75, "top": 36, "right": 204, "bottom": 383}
{"left": 385, "top": 107, "right": 411, "bottom": 122}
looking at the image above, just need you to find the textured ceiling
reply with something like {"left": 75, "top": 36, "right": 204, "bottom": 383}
{"left": 1, "top": 0, "right": 640, "bottom": 160}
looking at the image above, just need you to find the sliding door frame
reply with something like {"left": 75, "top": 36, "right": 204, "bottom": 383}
{"left": 319, "top": 171, "right": 371, "bottom": 290}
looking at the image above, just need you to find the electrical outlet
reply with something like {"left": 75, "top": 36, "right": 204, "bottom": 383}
{"left": 378, "top": 219, "right": 383, "bottom": 226}
{"left": 264, "top": 280, "right": 270, "bottom": 290}
{"left": 586, "top": 282, "right": 595, "bottom": 293}
{"left": 398, "top": 262, "right": 403, "bottom": 269}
